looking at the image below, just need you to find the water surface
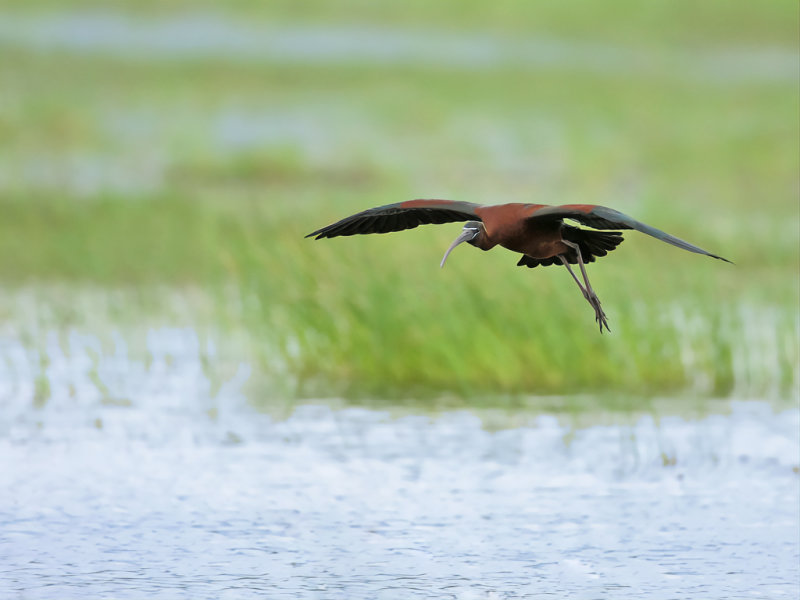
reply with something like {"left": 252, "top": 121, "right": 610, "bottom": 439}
{"left": 1, "top": 329, "right": 797, "bottom": 599}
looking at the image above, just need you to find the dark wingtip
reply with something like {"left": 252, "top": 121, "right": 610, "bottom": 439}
{"left": 711, "top": 254, "right": 734, "bottom": 264}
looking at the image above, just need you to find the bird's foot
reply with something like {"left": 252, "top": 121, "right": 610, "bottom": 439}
{"left": 588, "top": 293, "right": 610, "bottom": 333}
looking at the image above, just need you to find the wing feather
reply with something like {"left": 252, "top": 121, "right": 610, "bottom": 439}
{"left": 306, "top": 199, "right": 482, "bottom": 239}
{"left": 528, "top": 204, "right": 730, "bottom": 262}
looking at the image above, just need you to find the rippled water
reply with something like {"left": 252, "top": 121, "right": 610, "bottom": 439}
{"left": 1, "top": 329, "right": 798, "bottom": 599}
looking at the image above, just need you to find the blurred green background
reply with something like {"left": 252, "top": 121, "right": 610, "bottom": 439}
{"left": 0, "top": 1, "right": 797, "bottom": 410}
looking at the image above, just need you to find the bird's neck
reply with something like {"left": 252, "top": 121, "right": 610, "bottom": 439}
{"left": 473, "top": 230, "right": 497, "bottom": 251}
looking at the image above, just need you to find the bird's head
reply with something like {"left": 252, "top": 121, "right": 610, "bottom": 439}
{"left": 440, "top": 221, "right": 484, "bottom": 268}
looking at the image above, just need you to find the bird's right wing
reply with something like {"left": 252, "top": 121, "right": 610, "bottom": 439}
{"left": 306, "top": 199, "right": 482, "bottom": 239}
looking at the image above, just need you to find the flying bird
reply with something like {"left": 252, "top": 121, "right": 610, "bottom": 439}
{"left": 306, "top": 200, "right": 730, "bottom": 332}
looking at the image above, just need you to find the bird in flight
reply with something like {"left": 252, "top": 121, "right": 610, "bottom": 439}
{"left": 306, "top": 200, "right": 730, "bottom": 332}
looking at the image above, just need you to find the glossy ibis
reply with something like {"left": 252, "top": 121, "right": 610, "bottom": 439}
{"left": 306, "top": 200, "right": 730, "bottom": 332}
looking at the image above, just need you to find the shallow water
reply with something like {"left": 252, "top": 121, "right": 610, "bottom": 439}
{"left": 0, "top": 11, "right": 795, "bottom": 83}
{"left": 1, "top": 329, "right": 798, "bottom": 599}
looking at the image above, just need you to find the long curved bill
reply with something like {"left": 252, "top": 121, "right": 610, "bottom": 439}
{"left": 440, "top": 229, "right": 474, "bottom": 268}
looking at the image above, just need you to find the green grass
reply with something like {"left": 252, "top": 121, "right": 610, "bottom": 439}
{"left": 0, "top": 1, "right": 797, "bottom": 408}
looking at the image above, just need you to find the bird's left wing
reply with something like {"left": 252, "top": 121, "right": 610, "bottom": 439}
{"left": 306, "top": 199, "right": 482, "bottom": 239}
{"left": 528, "top": 204, "right": 730, "bottom": 262}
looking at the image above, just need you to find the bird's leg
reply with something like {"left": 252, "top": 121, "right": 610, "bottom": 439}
{"left": 559, "top": 256, "right": 607, "bottom": 331}
{"left": 561, "top": 241, "right": 609, "bottom": 333}
{"left": 558, "top": 256, "right": 591, "bottom": 301}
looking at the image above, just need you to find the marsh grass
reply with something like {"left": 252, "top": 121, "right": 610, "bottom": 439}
{"left": 0, "top": 2, "right": 797, "bottom": 407}
{"left": 1, "top": 194, "right": 796, "bottom": 403}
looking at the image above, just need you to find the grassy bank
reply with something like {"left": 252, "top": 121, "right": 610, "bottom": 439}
{"left": 1, "top": 193, "right": 796, "bottom": 402}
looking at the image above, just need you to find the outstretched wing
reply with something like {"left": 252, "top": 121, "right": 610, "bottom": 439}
{"left": 306, "top": 199, "right": 482, "bottom": 239}
{"left": 528, "top": 204, "right": 731, "bottom": 262}
{"left": 517, "top": 226, "right": 624, "bottom": 268}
